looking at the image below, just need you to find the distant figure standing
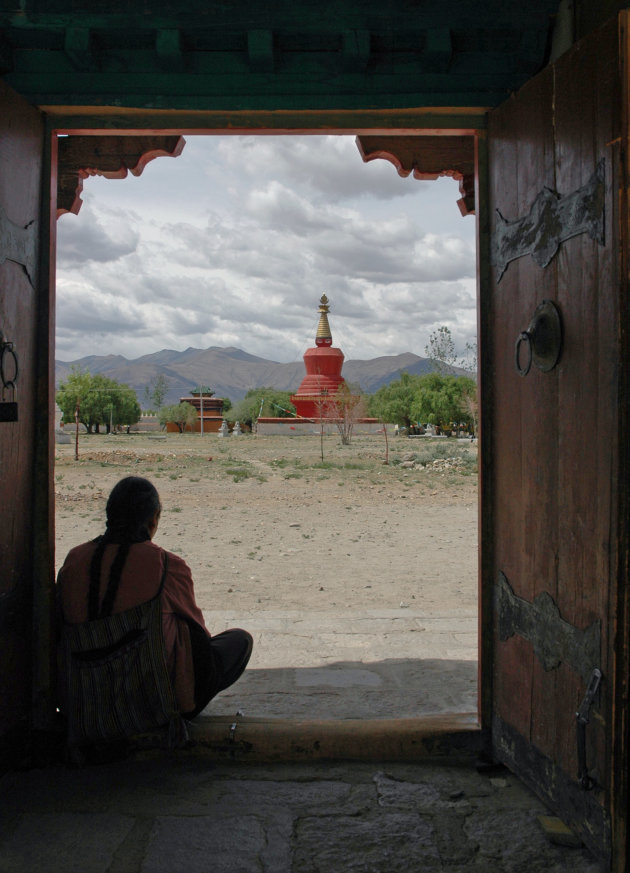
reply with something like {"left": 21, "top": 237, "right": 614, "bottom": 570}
{"left": 57, "top": 476, "right": 252, "bottom": 723}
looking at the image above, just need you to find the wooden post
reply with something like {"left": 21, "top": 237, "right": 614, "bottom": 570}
{"left": 74, "top": 401, "right": 80, "bottom": 461}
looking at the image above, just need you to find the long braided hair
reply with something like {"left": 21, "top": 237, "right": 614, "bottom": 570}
{"left": 88, "top": 476, "right": 162, "bottom": 620}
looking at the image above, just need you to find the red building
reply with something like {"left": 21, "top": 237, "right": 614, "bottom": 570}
{"left": 290, "top": 295, "right": 347, "bottom": 419}
{"left": 165, "top": 388, "right": 225, "bottom": 433}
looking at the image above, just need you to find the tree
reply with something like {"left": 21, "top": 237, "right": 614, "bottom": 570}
{"left": 56, "top": 368, "right": 142, "bottom": 435}
{"left": 460, "top": 390, "right": 479, "bottom": 436}
{"left": 232, "top": 389, "right": 296, "bottom": 429}
{"left": 56, "top": 366, "right": 92, "bottom": 424}
{"left": 158, "top": 402, "right": 198, "bottom": 433}
{"left": 144, "top": 374, "right": 170, "bottom": 410}
{"left": 368, "top": 372, "right": 422, "bottom": 429}
{"left": 425, "top": 326, "right": 457, "bottom": 375}
{"left": 111, "top": 385, "right": 142, "bottom": 432}
{"left": 323, "top": 383, "right": 366, "bottom": 445}
{"left": 459, "top": 340, "right": 478, "bottom": 374}
{"left": 411, "top": 373, "right": 477, "bottom": 432}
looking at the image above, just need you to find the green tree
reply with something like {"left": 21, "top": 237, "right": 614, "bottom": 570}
{"left": 144, "top": 374, "right": 170, "bottom": 410}
{"left": 56, "top": 368, "right": 141, "bottom": 434}
{"left": 232, "top": 389, "right": 296, "bottom": 429}
{"left": 110, "top": 384, "right": 142, "bottom": 432}
{"left": 56, "top": 366, "right": 93, "bottom": 428}
{"left": 368, "top": 372, "right": 422, "bottom": 429}
{"left": 411, "top": 373, "right": 477, "bottom": 431}
{"left": 158, "top": 402, "right": 197, "bottom": 433}
{"left": 425, "top": 326, "right": 457, "bottom": 375}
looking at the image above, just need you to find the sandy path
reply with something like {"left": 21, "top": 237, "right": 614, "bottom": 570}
{"left": 55, "top": 432, "right": 478, "bottom": 717}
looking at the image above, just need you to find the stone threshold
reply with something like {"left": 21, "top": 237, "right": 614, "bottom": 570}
{"left": 132, "top": 712, "right": 485, "bottom": 763}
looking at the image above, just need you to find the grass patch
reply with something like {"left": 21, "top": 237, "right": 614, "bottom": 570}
{"left": 269, "top": 458, "right": 290, "bottom": 468}
{"left": 226, "top": 467, "right": 253, "bottom": 482}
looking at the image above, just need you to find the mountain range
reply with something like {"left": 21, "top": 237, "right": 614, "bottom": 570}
{"left": 55, "top": 346, "right": 462, "bottom": 406}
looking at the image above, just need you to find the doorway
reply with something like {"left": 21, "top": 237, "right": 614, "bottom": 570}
{"left": 53, "top": 133, "right": 481, "bottom": 724}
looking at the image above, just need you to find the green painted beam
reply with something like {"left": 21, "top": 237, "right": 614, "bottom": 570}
{"left": 0, "top": 0, "right": 559, "bottom": 112}
{"left": 2, "top": 1, "right": 560, "bottom": 33}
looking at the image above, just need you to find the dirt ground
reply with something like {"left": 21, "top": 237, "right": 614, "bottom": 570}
{"left": 54, "top": 431, "right": 479, "bottom": 716}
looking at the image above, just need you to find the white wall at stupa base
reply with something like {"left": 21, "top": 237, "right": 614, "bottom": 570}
{"left": 255, "top": 418, "right": 388, "bottom": 436}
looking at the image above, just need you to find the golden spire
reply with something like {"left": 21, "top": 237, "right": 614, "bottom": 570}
{"left": 316, "top": 294, "right": 332, "bottom": 344}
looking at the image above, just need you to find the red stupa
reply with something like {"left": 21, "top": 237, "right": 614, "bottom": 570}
{"left": 291, "top": 294, "right": 346, "bottom": 419}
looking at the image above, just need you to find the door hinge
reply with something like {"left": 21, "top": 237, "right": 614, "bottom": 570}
{"left": 576, "top": 667, "right": 602, "bottom": 790}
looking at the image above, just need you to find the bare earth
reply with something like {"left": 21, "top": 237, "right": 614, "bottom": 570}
{"left": 55, "top": 432, "right": 479, "bottom": 720}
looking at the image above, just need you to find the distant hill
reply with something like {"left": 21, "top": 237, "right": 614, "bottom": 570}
{"left": 55, "top": 345, "right": 469, "bottom": 406}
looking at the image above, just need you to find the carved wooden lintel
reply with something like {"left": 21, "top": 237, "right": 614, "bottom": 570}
{"left": 56, "top": 135, "right": 186, "bottom": 218}
{"left": 355, "top": 134, "right": 475, "bottom": 216}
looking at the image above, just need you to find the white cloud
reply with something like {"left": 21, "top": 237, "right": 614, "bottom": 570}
{"left": 55, "top": 135, "right": 477, "bottom": 364}
{"left": 57, "top": 201, "right": 140, "bottom": 266}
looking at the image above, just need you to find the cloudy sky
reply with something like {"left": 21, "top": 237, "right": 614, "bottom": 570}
{"left": 55, "top": 135, "right": 477, "bottom": 365}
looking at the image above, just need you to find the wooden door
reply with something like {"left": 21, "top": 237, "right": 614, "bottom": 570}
{"left": 484, "top": 15, "right": 628, "bottom": 867}
{"left": 0, "top": 82, "right": 49, "bottom": 745}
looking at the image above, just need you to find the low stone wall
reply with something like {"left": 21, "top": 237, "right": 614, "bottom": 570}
{"left": 165, "top": 416, "right": 224, "bottom": 434}
{"left": 255, "top": 417, "right": 386, "bottom": 436}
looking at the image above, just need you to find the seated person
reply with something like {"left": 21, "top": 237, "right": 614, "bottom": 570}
{"left": 57, "top": 475, "right": 252, "bottom": 722}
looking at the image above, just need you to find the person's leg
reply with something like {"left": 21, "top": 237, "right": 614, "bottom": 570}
{"left": 209, "top": 628, "right": 253, "bottom": 694}
{"left": 183, "top": 624, "right": 253, "bottom": 719}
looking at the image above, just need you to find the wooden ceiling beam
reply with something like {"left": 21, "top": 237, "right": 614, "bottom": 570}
{"left": 247, "top": 30, "right": 275, "bottom": 73}
{"left": 342, "top": 30, "right": 371, "bottom": 72}
{"left": 156, "top": 29, "right": 186, "bottom": 72}
{"left": 63, "top": 27, "right": 98, "bottom": 71}
{"left": 424, "top": 28, "right": 452, "bottom": 73}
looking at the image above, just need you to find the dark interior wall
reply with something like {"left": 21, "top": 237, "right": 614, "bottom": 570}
{"left": 575, "top": 0, "right": 629, "bottom": 40}
{"left": 0, "top": 81, "right": 43, "bottom": 739}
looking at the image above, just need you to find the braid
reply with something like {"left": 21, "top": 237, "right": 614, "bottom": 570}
{"left": 99, "top": 542, "right": 131, "bottom": 618}
{"left": 88, "top": 535, "right": 109, "bottom": 621}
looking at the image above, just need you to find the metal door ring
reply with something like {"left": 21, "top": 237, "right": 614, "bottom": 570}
{"left": 0, "top": 340, "right": 18, "bottom": 393}
{"left": 515, "top": 332, "right": 532, "bottom": 377}
{"left": 514, "top": 300, "right": 562, "bottom": 377}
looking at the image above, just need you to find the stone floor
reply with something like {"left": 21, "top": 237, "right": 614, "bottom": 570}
{"left": 0, "top": 607, "right": 605, "bottom": 871}
{"left": 0, "top": 753, "right": 602, "bottom": 873}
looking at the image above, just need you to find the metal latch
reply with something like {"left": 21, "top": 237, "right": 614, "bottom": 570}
{"left": 0, "top": 333, "right": 18, "bottom": 422}
{"left": 576, "top": 667, "right": 602, "bottom": 790}
{"left": 228, "top": 709, "right": 244, "bottom": 744}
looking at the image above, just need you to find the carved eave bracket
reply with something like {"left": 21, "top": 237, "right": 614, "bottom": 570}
{"left": 56, "top": 135, "right": 186, "bottom": 218}
{"left": 355, "top": 135, "right": 475, "bottom": 216}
